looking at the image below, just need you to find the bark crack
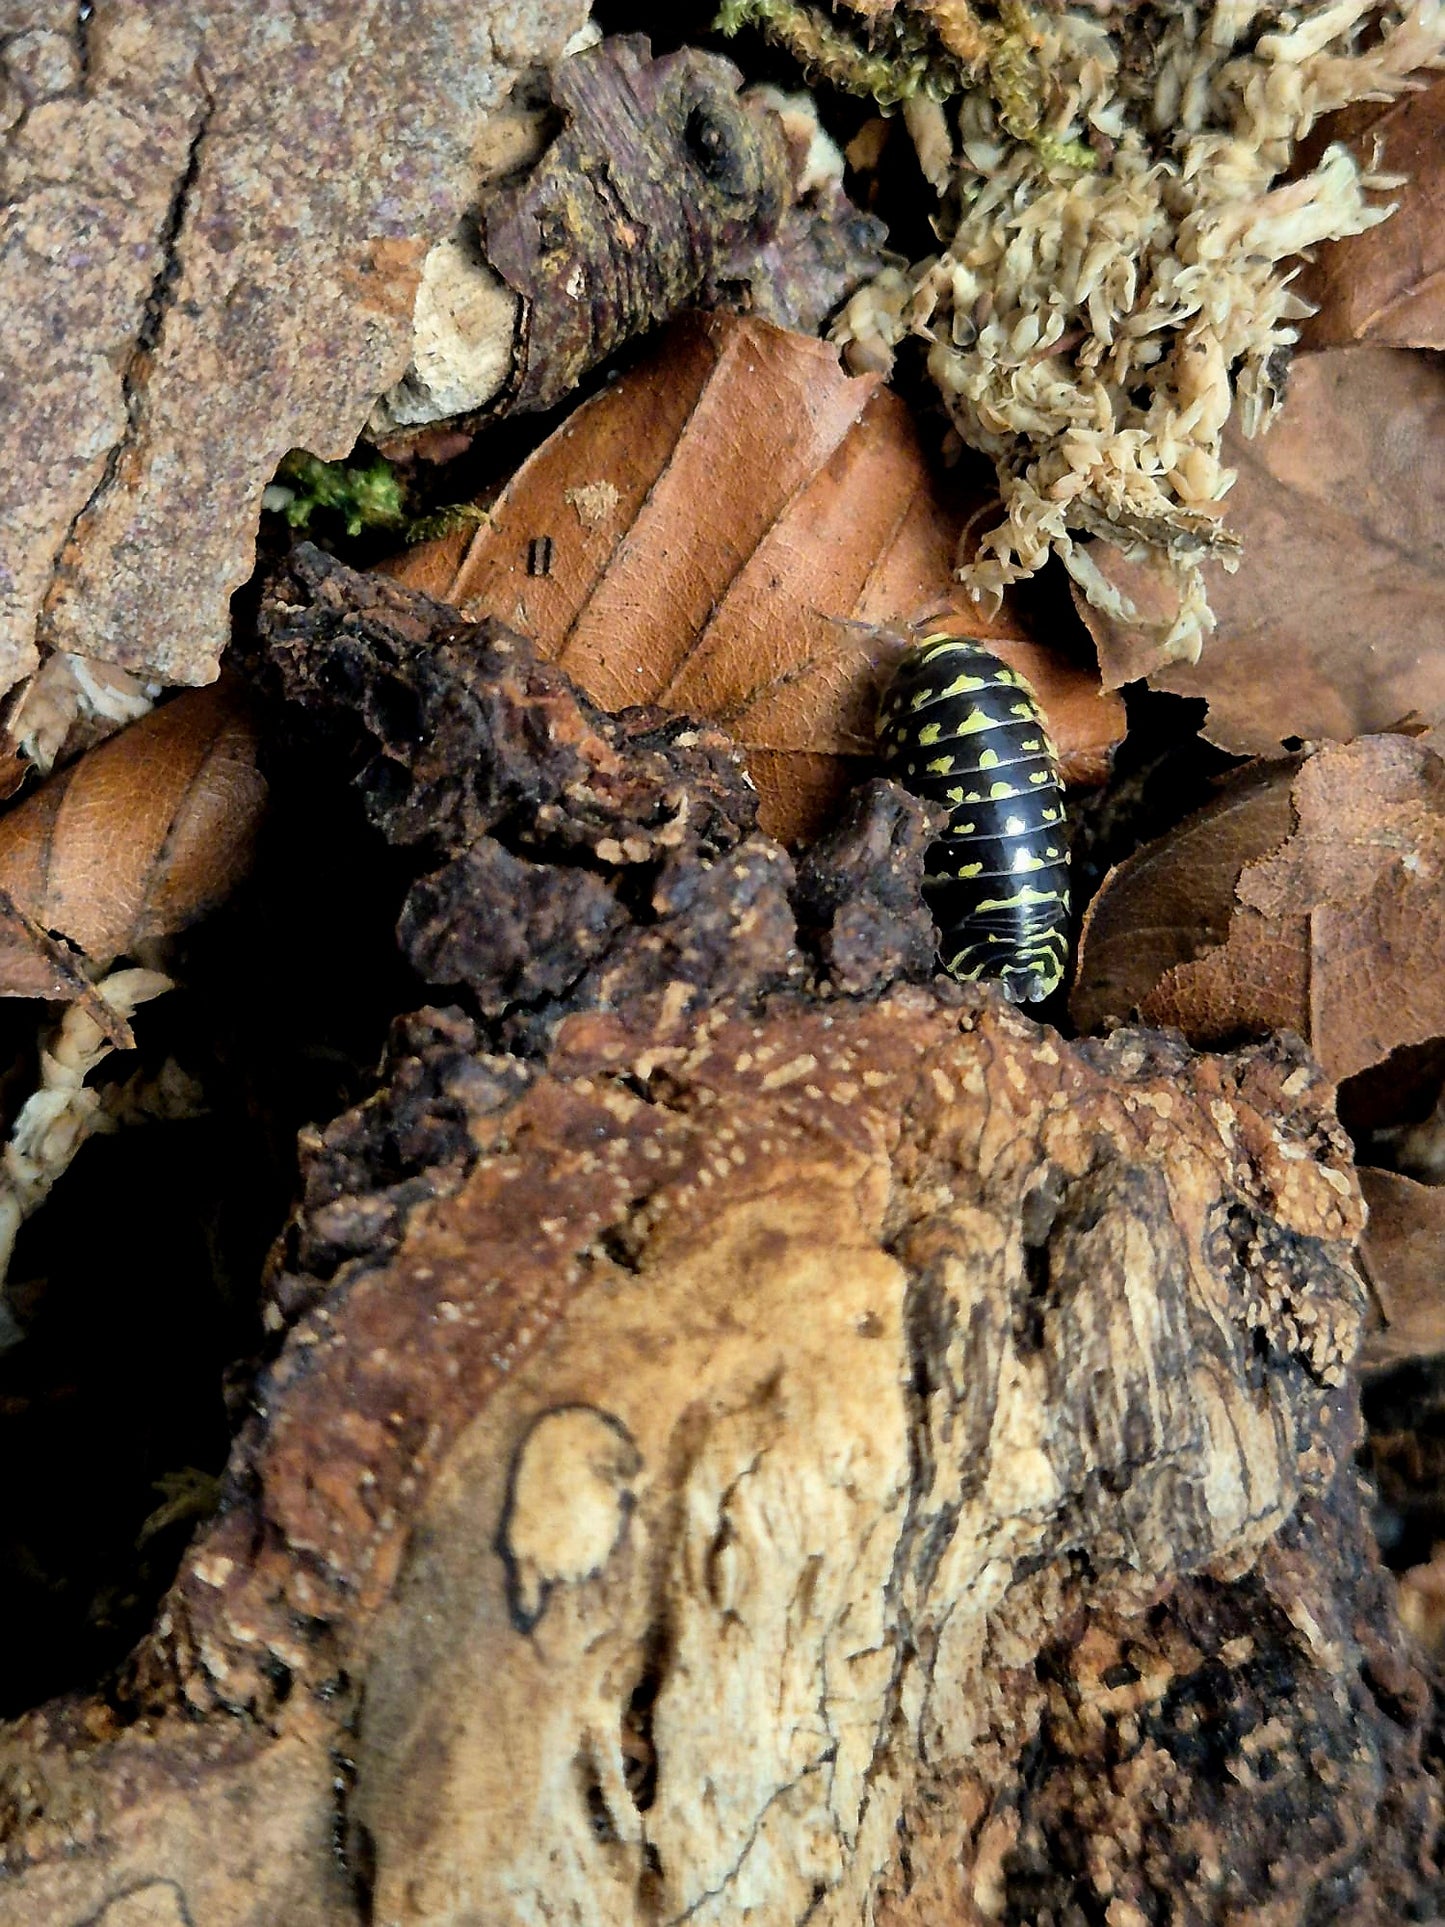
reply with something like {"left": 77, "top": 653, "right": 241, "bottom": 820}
{"left": 38, "top": 74, "right": 214, "bottom": 645}
{"left": 75, "top": 2, "right": 94, "bottom": 86}
{"left": 663, "top": 1758, "right": 830, "bottom": 1927}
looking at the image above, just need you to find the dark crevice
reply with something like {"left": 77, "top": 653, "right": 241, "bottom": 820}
{"left": 638, "top": 1839, "right": 666, "bottom": 1918}
{"left": 131, "top": 78, "right": 213, "bottom": 367}
{"left": 1017, "top": 1237, "right": 1051, "bottom": 1354}
{"left": 577, "top": 1748, "right": 623, "bottom": 1844}
{"left": 622, "top": 1616, "right": 671, "bottom": 1812}
{"left": 75, "top": 1, "right": 94, "bottom": 84}
{"left": 593, "top": 1216, "right": 648, "bottom": 1273}
{"left": 331, "top": 1740, "right": 376, "bottom": 1924}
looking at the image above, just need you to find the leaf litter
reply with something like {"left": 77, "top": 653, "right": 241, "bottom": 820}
{"left": 1073, "top": 733, "right": 1445, "bottom": 1369}
{"left": 1075, "top": 346, "right": 1445, "bottom": 755}
{"left": 388, "top": 311, "right": 1124, "bottom": 844}
{"left": 1295, "top": 72, "right": 1445, "bottom": 352}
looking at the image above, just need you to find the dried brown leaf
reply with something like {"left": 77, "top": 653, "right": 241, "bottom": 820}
{"left": 1077, "top": 348, "right": 1445, "bottom": 755}
{"left": 387, "top": 313, "right": 1124, "bottom": 842}
{"left": 1358, "top": 1167, "right": 1445, "bottom": 1370}
{"left": 1071, "top": 760, "right": 1299, "bottom": 1035}
{"left": 1073, "top": 736, "right": 1445, "bottom": 1088}
{"left": 1296, "top": 77, "right": 1445, "bottom": 352}
{"left": 1398, "top": 1542, "right": 1445, "bottom": 1659}
{"left": 0, "top": 684, "right": 265, "bottom": 999}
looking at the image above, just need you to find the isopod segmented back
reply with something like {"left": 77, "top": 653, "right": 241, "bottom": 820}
{"left": 876, "top": 634, "right": 1070, "bottom": 1002}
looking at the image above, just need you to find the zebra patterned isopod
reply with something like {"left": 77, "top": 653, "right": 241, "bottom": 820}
{"left": 877, "top": 634, "right": 1070, "bottom": 1001}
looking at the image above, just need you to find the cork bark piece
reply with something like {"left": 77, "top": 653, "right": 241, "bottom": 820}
{"left": 1, "top": 0, "right": 587, "bottom": 697}
{"left": 0, "top": 988, "right": 1384, "bottom": 1922}
{"left": 0, "top": 557, "right": 1424, "bottom": 1921}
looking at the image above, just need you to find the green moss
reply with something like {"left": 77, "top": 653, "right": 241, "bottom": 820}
{"left": 272, "top": 450, "right": 408, "bottom": 538}
{"left": 267, "top": 450, "right": 485, "bottom": 546}
{"left": 715, "top": 0, "right": 1094, "bottom": 168}
{"left": 715, "top": 0, "right": 949, "bottom": 108}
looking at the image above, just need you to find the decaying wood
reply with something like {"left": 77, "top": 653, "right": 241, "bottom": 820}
{"left": 371, "top": 38, "right": 884, "bottom": 445}
{"left": 1, "top": 0, "right": 587, "bottom": 704}
{"left": 388, "top": 314, "right": 1125, "bottom": 842}
{"left": 0, "top": 557, "right": 1433, "bottom": 1924}
{"left": 0, "top": 996, "right": 1397, "bottom": 1924}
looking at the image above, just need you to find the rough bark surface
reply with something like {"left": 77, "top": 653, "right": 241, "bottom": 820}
{"left": 2, "top": 0, "right": 587, "bottom": 698}
{"left": 481, "top": 36, "right": 827, "bottom": 416}
{"left": 0, "top": 559, "right": 1432, "bottom": 1924}
{"left": 0, "top": 976, "right": 1404, "bottom": 1925}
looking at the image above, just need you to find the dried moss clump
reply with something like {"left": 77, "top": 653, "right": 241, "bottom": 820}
{"left": 737, "top": 0, "right": 1445, "bottom": 661}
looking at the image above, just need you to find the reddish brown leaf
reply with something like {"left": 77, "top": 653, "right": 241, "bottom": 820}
{"left": 1077, "top": 348, "right": 1445, "bottom": 756}
{"left": 0, "top": 684, "right": 266, "bottom": 999}
{"left": 1071, "top": 760, "right": 1299, "bottom": 1036}
{"left": 1073, "top": 736, "right": 1445, "bottom": 1086}
{"left": 387, "top": 313, "right": 1124, "bottom": 843}
{"left": 1358, "top": 1168, "right": 1445, "bottom": 1371}
{"left": 1296, "top": 77, "right": 1445, "bottom": 353}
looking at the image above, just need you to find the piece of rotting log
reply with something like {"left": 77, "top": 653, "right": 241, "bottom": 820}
{"left": 0, "top": 558, "right": 1433, "bottom": 1926}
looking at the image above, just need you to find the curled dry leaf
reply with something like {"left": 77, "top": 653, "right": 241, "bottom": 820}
{"left": 1074, "top": 737, "right": 1445, "bottom": 1367}
{"left": 387, "top": 313, "right": 1123, "bottom": 842}
{"left": 1076, "top": 348, "right": 1445, "bottom": 755}
{"left": 1074, "top": 735, "right": 1445, "bottom": 1082}
{"left": 1357, "top": 1168, "right": 1445, "bottom": 1371}
{"left": 1296, "top": 75, "right": 1445, "bottom": 353}
{"left": 1069, "top": 759, "right": 1300, "bottom": 1036}
{"left": 0, "top": 683, "right": 266, "bottom": 1004}
{"left": 0, "top": 653, "right": 157, "bottom": 795}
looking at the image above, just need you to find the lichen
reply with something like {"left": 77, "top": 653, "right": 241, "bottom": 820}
{"left": 747, "top": 0, "right": 1445, "bottom": 661}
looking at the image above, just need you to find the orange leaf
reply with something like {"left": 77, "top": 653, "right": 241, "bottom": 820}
{"left": 1071, "top": 759, "right": 1300, "bottom": 1037}
{"left": 1358, "top": 1168, "right": 1445, "bottom": 1371}
{"left": 0, "top": 683, "right": 266, "bottom": 1000}
{"left": 1072, "top": 736, "right": 1445, "bottom": 1087}
{"left": 387, "top": 314, "right": 1123, "bottom": 843}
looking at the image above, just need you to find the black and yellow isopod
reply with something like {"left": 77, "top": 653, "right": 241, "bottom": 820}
{"left": 877, "top": 633, "right": 1069, "bottom": 1002}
